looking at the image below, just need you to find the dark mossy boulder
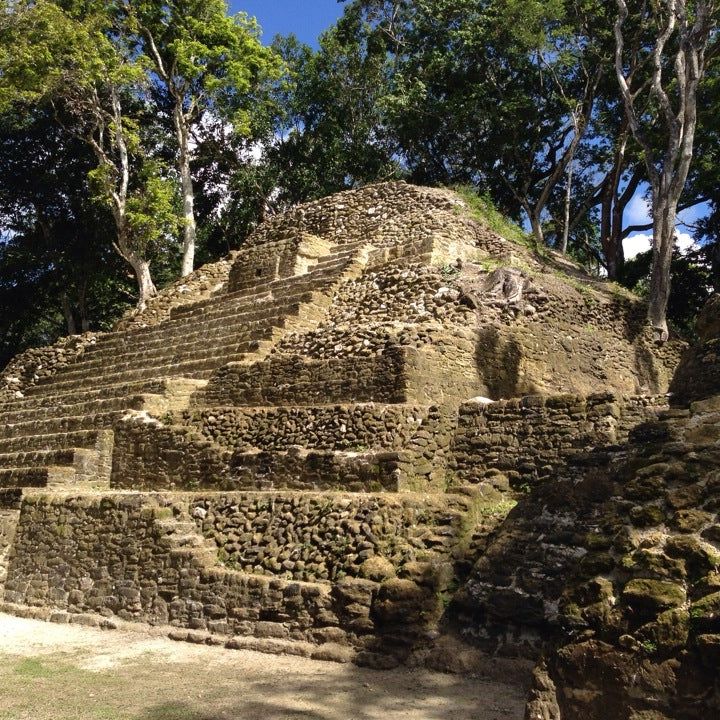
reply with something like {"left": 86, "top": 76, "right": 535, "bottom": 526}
{"left": 622, "top": 579, "right": 686, "bottom": 617}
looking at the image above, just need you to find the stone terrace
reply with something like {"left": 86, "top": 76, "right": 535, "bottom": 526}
{"left": 0, "top": 182, "right": 682, "bottom": 668}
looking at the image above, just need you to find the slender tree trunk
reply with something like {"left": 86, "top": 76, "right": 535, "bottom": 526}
{"left": 127, "top": 252, "right": 157, "bottom": 312}
{"left": 77, "top": 279, "right": 89, "bottom": 332}
{"left": 609, "top": 194, "right": 626, "bottom": 279}
{"left": 647, "top": 197, "right": 675, "bottom": 340}
{"left": 615, "top": 0, "right": 713, "bottom": 339}
{"left": 560, "top": 162, "right": 573, "bottom": 254}
{"left": 61, "top": 293, "right": 77, "bottom": 336}
{"left": 106, "top": 86, "right": 157, "bottom": 310}
{"left": 530, "top": 213, "right": 545, "bottom": 247}
{"left": 599, "top": 182, "right": 614, "bottom": 275}
{"left": 175, "top": 105, "right": 196, "bottom": 277}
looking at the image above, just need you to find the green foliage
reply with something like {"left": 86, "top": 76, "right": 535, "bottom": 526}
{"left": 124, "top": 163, "right": 181, "bottom": 256}
{"left": 452, "top": 185, "right": 532, "bottom": 249}
{"left": 0, "top": 109, "right": 134, "bottom": 366}
{"left": 619, "top": 246, "right": 714, "bottom": 338}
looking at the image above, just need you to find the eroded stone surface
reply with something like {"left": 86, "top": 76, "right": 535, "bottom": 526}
{"left": 0, "top": 184, "right": 703, "bottom": 708}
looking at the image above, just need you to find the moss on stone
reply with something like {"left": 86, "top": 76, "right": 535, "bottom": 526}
{"left": 622, "top": 579, "right": 686, "bottom": 614}
{"left": 636, "top": 608, "right": 690, "bottom": 654}
{"left": 629, "top": 504, "right": 666, "bottom": 527}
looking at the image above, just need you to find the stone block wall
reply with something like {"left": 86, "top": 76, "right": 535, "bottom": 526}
{"left": 112, "top": 412, "right": 428, "bottom": 494}
{"left": 326, "top": 262, "right": 475, "bottom": 328}
{"left": 202, "top": 348, "right": 408, "bottom": 407}
{"left": 0, "top": 507, "right": 20, "bottom": 596}
{"left": 244, "top": 183, "right": 460, "bottom": 247}
{"left": 4, "top": 492, "right": 482, "bottom": 653}
{"left": 451, "top": 393, "right": 668, "bottom": 488}
{"left": 243, "top": 182, "right": 515, "bottom": 266}
{"left": 3, "top": 495, "right": 346, "bottom": 642}
{"left": 111, "top": 414, "right": 232, "bottom": 490}
{"left": 178, "top": 403, "right": 459, "bottom": 493}
{"left": 228, "top": 448, "right": 402, "bottom": 492}
{"left": 184, "top": 403, "right": 430, "bottom": 453}
{"left": 191, "top": 492, "right": 473, "bottom": 584}
{"left": 1, "top": 333, "right": 100, "bottom": 403}
{"left": 227, "top": 237, "right": 303, "bottom": 293}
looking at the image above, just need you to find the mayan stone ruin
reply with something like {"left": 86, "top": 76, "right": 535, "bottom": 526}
{"left": 0, "top": 182, "right": 718, "bottom": 717}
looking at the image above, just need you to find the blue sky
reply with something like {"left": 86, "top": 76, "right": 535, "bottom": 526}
{"left": 228, "top": 1, "right": 706, "bottom": 260}
{"left": 230, "top": 1, "right": 345, "bottom": 46}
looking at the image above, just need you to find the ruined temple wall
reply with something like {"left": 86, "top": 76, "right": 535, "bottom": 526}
{"left": 670, "top": 337, "right": 720, "bottom": 405}
{"left": 202, "top": 348, "right": 408, "bottom": 407}
{"left": 115, "top": 253, "right": 239, "bottom": 331}
{"left": 1, "top": 333, "right": 100, "bottom": 403}
{"left": 244, "top": 183, "right": 462, "bottom": 248}
{"left": 4, "top": 492, "right": 477, "bottom": 651}
{"left": 111, "top": 417, "right": 232, "bottom": 491}
{"left": 192, "top": 492, "right": 471, "bottom": 584}
{"left": 227, "top": 237, "right": 313, "bottom": 293}
{"left": 451, "top": 393, "right": 668, "bottom": 488}
{"left": 3, "top": 495, "right": 347, "bottom": 642}
{"left": 185, "top": 403, "right": 430, "bottom": 452}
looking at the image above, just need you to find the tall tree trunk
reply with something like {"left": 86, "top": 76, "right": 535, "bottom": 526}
{"left": 104, "top": 86, "right": 158, "bottom": 311}
{"left": 140, "top": 29, "right": 197, "bottom": 277}
{"left": 530, "top": 212, "right": 545, "bottom": 247}
{"left": 647, "top": 198, "right": 675, "bottom": 340}
{"left": 609, "top": 191, "right": 627, "bottom": 279}
{"left": 60, "top": 293, "right": 77, "bottom": 336}
{"left": 77, "top": 278, "right": 89, "bottom": 333}
{"left": 560, "top": 162, "right": 573, "bottom": 254}
{"left": 615, "top": 0, "right": 713, "bottom": 340}
{"left": 127, "top": 252, "right": 157, "bottom": 312}
{"left": 176, "top": 105, "right": 196, "bottom": 277}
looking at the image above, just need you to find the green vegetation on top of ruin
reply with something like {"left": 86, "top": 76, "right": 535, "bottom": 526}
{"left": 451, "top": 186, "right": 535, "bottom": 252}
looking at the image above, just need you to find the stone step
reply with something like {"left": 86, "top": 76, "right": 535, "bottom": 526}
{"left": 19, "top": 377, "right": 171, "bottom": 404}
{"left": 74, "top": 305, "right": 292, "bottom": 360}
{"left": 0, "top": 410, "right": 124, "bottom": 441}
{"left": 203, "top": 349, "right": 407, "bottom": 407}
{"left": 0, "top": 395, "right": 145, "bottom": 426}
{"left": 0, "top": 448, "right": 76, "bottom": 470}
{"left": 0, "top": 429, "right": 100, "bottom": 455}
{"left": 87, "top": 323, "right": 269, "bottom": 362}
{"left": 168, "top": 267, "right": 330, "bottom": 318}
{"left": 28, "top": 354, "right": 241, "bottom": 395}
{"left": 48, "top": 335, "right": 264, "bottom": 384}
{"left": 167, "top": 282, "right": 326, "bottom": 324}
{"left": 224, "top": 251, "right": 357, "bottom": 297}
{"left": 103, "top": 276, "right": 324, "bottom": 345}
{"left": 228, "top": 265, "right": 346, "bottom": 295}
{"left": 0, "top": 467, "right": 51, "bottom": 489}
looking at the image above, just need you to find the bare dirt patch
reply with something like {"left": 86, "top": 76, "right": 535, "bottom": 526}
{"left": 0, "top": 614, "right": 527, "bottom": 720}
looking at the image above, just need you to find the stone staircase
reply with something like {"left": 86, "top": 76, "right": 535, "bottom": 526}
{"left": 0, "top": 243, "right": 364, "bottom": 494}
{"left": 0, "top": 182, "right": 682, "bottom": 672}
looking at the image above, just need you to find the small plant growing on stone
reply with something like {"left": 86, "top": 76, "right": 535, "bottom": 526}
{"left": 440, "top": 264, "right": 459, "bottom": 280}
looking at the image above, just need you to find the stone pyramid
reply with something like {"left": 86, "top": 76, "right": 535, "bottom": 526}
{"left": 0, "top": 182, "right": 680, "bottom": 667}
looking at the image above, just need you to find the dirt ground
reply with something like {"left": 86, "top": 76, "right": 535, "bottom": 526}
{"left": 0, "top": 613, "right": 527, "bottom": 720}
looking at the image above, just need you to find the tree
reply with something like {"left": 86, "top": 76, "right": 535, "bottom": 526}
{"left": 615, "top": 0, "right": 718, "bottom": 339}
{"left": 0, "top": 0, "right": 179, "bottom": 309}
{"left": 264, "top": 20, "right": 400, "bottom": 208}
{"left": 0, "top": 108, "right": 135, "bottom": 363}
{"left": 620, "top": 245, "right": 714, "bottom": 337}
{"left": 127, "top": 0, "right": 280, "bottom": 277}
